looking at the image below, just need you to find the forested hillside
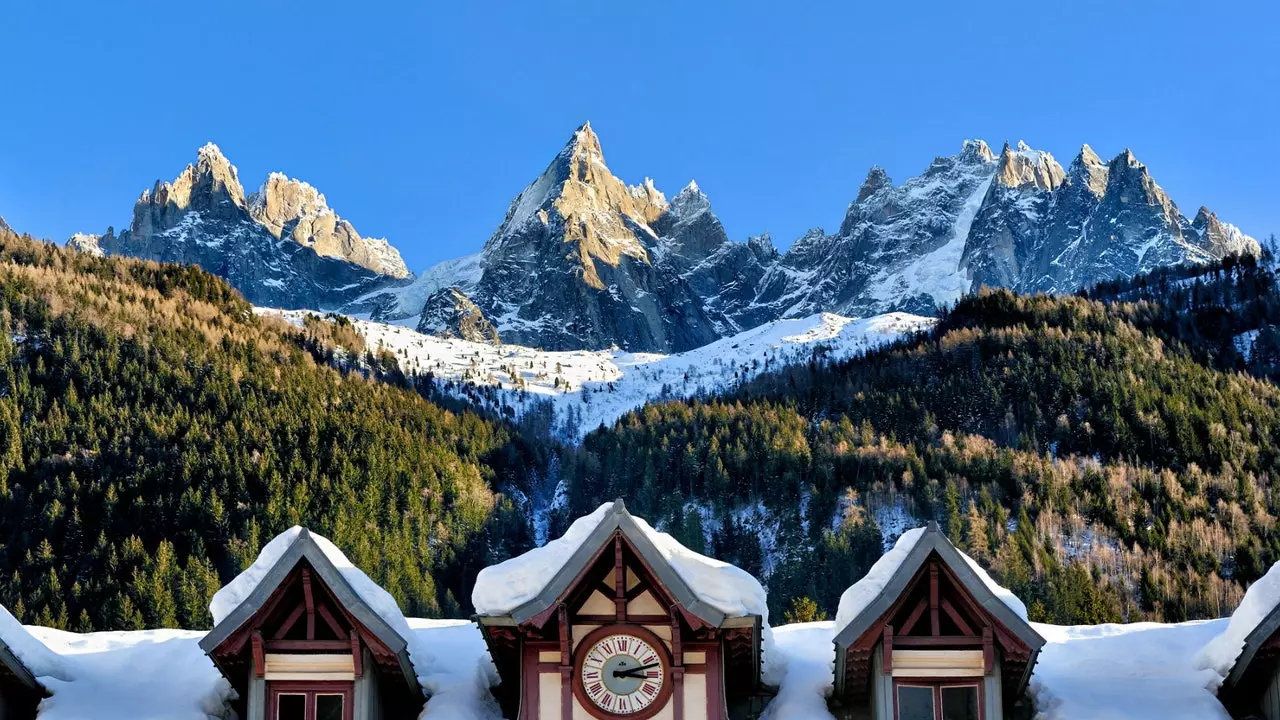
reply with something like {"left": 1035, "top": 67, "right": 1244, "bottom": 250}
{"left": 5, "top": 220, "right": 1280, "bottom": 632}
{"left": 554, "top": 260, "right": 1280, "bottom": 624}
{"left": 0, "top": 227, "right": 540, "bottom": 631}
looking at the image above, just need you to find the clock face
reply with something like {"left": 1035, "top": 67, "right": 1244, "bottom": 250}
{"left": 578, "top": 631, "right": 667, "bottom": 716}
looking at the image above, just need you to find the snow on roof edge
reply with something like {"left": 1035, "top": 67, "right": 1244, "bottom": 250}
{"left": 0, "top": 602, "right": 68, "bottom": 682}
{"left": 834, "top": 524, "right": 1028, "bottom": 638}
{"left": 1198, "top": 559, "right": 1280, "bottom": 681}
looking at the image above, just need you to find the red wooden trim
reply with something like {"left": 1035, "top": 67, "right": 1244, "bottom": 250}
{"left": 883, "top": 625, "right": 893, "bottom": 674}
{"left": 625, "top": 584, "right": 649, "bottom": 601}
{"left": 317, "top": 603, "right": 346, "bottom": 640}
{"left": 350, "top": 634, "right": 363, "bottom": 678}
{"left": 614, "top": 534, "right": 627, "bottom": 621}
{"left": 272, "top": 603, "right": 306, "bottom": 641}
{"left": 521, "top": 644, "right": 540, "bottom": 720}
{"left": 672, "top": 666, "right": 684, "bottom": 720}
{"left": 252, "top": 631, "right": 265, "bottom": 678}
{"left": 266, "top": 639, "right": 352, "bottom": 652}
{"left": 892, "top": 635, "right": 984, "bottom": 648}
{"left": 929, "top": 563, "right": 940, "bottom": 636}
{"left": 940, "top": 598, "right": 975, "bottom": 636}
{"left": 575, "top": 614, "right": 673, "bottom": 625}
{"left": 900, "top": 598, "right": 929, "bottom": 636}
{"left": 982, "top": 627, "right": 993, "bottom": 673}
{"left": 706, "top": 642, "right": 724, "bottom": 720}
{"left": 268, "top": 680, "right": 354, "bottom": 720}
{"left": 559, "top": 604, "right": 571, "bottom": 667}
{"left": 559, "top": 604, "right": 572, "bottom": 720}
{"left": 570, "top": 624, "right": 674, "bottom": 720}
{"left": 670, "top": 608, "right": 683, "bottom": 666}
{"left": 302, "top": 569, "right": 316, "bottom": 640}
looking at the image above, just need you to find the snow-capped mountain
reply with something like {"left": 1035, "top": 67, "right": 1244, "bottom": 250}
{"left": 466, "top": 122, "right": 722, "bottom": 352}
{"left": 68, "top": 128, "right": 1259, "bottom": 353}
{"left": 73, "top": 143, "right": 413, "bottom": 309}
{"left": 411, "top": 127, "right": 1256, "bottom": 353}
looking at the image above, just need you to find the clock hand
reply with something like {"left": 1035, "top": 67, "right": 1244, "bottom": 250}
{"left": 613, "top": 662, "right": 660, "bottom": 678}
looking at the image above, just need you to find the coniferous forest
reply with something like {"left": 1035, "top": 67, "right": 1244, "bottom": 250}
{"left": 4, "top": 223, "right": 1280, "bottom": 630}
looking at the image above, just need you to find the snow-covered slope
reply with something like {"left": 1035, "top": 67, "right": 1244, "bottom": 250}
{"left": 269, "top": 308, "right": 933, "bottom": 440}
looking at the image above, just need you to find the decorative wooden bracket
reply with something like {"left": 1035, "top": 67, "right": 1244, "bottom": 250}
{"left": 252, "top": 631, "right": 265, "bottom": 678}
{"left": 982, "top": 626, "right": 994, "bottom": 673}
{"left": 883, "top": 625, "right": 893, "bottom": 674}
{"left": 351, "top": 633, "right": 363, "bottom": 678}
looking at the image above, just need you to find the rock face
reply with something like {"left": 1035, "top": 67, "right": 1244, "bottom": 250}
{"left": 468, "top": 123, "right": 722, "bottom": 352}
{"left": 0, "top": 216, "right": 11, "bottom": 234}
{"left": 434, "top": 129, "right": 1257, "bottom": 352}
{"left": 67, "top": 128, "right": 1259, "bottom": 354}
{"left": 416, "top": 286, "right": 500, "bottom": 344}
{"left": 92, "top": 143, "right": 411, "bottom": 309}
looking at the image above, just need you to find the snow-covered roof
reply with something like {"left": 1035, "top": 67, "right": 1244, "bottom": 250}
{"left": 764, "top": 618, "right": 1233, "bottom": 720}
{"left": 1198, "top": 560, "right": 1280, "bottom": 688}
{"left": 0, "top": 603, "right": 67, "bottom": 691}
{"left": 473, "top": 500, "right": 767, "bottom": 624}
{"left": 27, "top": 627, "right": 232, "bottom": 720}
{"left": 832, "top": 523, "right": 1044, "bottom": 695}
{"left": 200, "top": 526, "right": 422, "bottom": 697}
{"left": 1030, "top": 620, "right": 1229, "bottom": 720}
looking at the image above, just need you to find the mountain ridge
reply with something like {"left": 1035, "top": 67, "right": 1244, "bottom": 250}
{"left": 66, "top": 127, "right": 1260, "bottom": 352}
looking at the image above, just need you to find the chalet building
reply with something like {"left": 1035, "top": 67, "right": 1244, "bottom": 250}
{"left": 1205, "top": 565, "right": 1280, "bottom": 720}
{"left": 830, "top": 523, "right": 1045, "bottom": 720}
{"left": 473, "top": 500, "right": 771, "bottom": 720}
{"left": 199, "top": 528, "right": 424, "bottom": 720}
{"left": 0, "top": 632, "right": 45, "bottom": 720}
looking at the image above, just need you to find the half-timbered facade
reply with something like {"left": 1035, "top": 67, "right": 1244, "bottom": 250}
{"left": 474, "top": 501, "right": 769, "bottom": 720}
{"left": 199, "top": 529, "right": 424, "bottom": 720}
{"left": 832, "top": 523, "right": 1044, "bottom": 720}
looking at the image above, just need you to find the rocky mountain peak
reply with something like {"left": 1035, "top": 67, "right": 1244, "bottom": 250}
{"left": 747, "top": 232, "right": 779, "bottom": 261}
{"left": 669, "top": 180, "right": 711, "bottom": 218}
{"left": 1069, "top": 144, "right": 1109, "bottom": 198}
{"left": 856, "top": 166, "right": 893, "bottom": 203}
{"left": 995, "top": 140, "right": 1065, "bottom": 190}
{"left": 247, "top": 172, "right": 409, "bottom": 279}
{"left": 0, "top": 216, "right": 10, "bottom": 234}
{"left": 959, "top": 139, "right": 997, "bottom": 164}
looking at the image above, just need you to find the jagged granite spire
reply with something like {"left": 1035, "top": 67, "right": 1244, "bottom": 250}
{"left": 95, "top": 143, "right": 412, "bottom": 309}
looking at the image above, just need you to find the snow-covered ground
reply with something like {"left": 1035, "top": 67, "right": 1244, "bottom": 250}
{"left": 258, "top": 307, "right": 934, "bottom": 441}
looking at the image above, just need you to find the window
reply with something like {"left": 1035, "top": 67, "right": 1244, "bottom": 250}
{"left": 895, "top": 682, "right": 982, "bottom": 720}
{"left": 269, "top": 683, "right": 353, "bottom": 720}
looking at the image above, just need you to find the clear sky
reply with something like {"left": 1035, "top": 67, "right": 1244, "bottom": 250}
{"left": 1, "top": 1, "right": 1275, "bottom": 272}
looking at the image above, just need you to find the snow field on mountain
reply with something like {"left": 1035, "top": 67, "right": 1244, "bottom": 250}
{"left": 260, "top": 308, "right": 934, "bottom": 441}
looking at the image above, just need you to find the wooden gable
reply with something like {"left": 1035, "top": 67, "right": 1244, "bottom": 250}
{"left": 199, "top": 530, "right": 423, "bottom": 719}
{"left": 476, "top": 501, "right": 767, "bottom": 720}
{"left": 834, "top": 524, "right": 1044, "bottom": 716}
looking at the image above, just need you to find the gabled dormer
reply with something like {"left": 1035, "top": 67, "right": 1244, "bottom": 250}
{"left": 832, "top": 523, "right": 1044, "bottom": 720}
{"left": 199, "top": 528, "right": 423, "bottom": 720}
{"left": 474, "top": 500, "right": 770, "bottom": 720}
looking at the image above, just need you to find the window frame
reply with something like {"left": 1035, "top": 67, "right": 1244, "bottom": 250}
{"left": 892, "top": 679, "right": 984, "bottom": 720}
{"left": 268, "top": 680, "right": 354, "bottom": 720}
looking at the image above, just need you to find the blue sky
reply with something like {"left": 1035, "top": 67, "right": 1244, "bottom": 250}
{"left": 1, "top": 1, "right": 1275, "bottom": 271}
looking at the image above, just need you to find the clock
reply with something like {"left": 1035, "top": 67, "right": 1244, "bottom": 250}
{"left": 573, "top": 625, "right": 672, "bottom": 719}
